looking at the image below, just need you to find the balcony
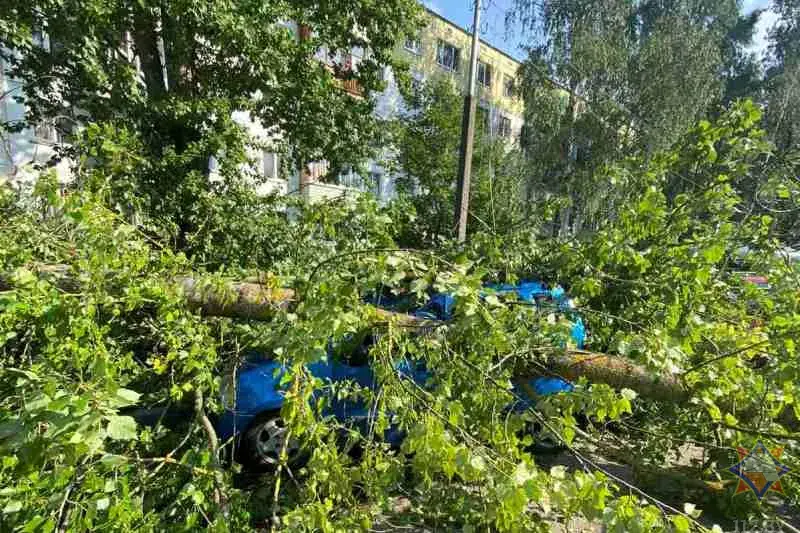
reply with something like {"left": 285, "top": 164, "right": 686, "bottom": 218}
{"left": 300, "top": 24, "right": 365, "bottom": 99}
{"left": 333, "top": 75, "right": 364, "bottom": 99}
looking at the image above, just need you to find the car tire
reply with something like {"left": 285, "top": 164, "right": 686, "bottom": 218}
{"left": 237, "top": 412, "right": 306, "bottom": 472}
{"left": 525, "top": 421, "right": 566, "bottom": 455}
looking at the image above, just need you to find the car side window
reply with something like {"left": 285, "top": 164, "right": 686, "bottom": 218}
{"left": 348, "top": 334, "right": 373, "bottom": 366}
{"left": 333, "top": 333, "right": 374, "bottom": 367}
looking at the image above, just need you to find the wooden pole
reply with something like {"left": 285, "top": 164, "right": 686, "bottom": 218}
{"left": 454, "top": 0, "right": 481, "bottom": 243}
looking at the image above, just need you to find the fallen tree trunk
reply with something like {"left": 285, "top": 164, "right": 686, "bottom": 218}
{"left": 546, "top": 350, "right": 689, "bottom": 403}
{"left": 7, "top": 265, "right": 800, "bottom": 430}
{"left": 173, "top": 276, "right": 691, "bottom": 403}
{"left": 0, "top": 266, "right": 692, "bottom": 404}
{"left": 176, "top": 276, "right": 295, "bottom": 319}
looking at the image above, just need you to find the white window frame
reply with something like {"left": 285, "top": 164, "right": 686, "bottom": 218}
{"left": 33, "top": 120, "right": 60, "bottom": 144}
{"left": 503, "top": 75, "right": 515, "bottom": 98}
{"left": 477, "top": 62, "right": 492, "bottom": 88}
{"left": 436, "top": 40, "right": 460, "bottom": 72}
{"left": 32, "top": 28, "right": 47, "bottom": 49}
{"left": 263, "top": 151, "right": 280, "bottom": 180}
{"left": 499, "top": 116, "right": 513, "bottom": 138}
{"left": 369, "top": 171, "right": 382, "bottom": 197}
{"left": 404, "top": 36, "right": 421, "bottom": 54}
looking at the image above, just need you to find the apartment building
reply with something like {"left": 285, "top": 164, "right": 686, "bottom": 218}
{"left": 301, "top": 7, "right": 525, "bottom": 203}
{"left": 0, "top": 51, "right": 70, "bottom": 186}
{"left": 1, "top": 8, "right": 525, "bottom": 204}
{"left": 391, "top": 9, "right": 524, "bottom": 139}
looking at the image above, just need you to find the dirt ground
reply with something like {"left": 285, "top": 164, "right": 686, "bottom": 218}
{"left": 372, "top": 438, "right": 800, "bottom": 532}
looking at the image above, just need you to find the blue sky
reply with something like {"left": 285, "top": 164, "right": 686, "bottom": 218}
{"left": 423, "top": 0, "right": 775, "bottom": 61}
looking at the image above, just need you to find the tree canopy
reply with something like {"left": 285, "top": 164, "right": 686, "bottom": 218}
{"left": 2, "top": 0, "right": 421, "bottom": 252}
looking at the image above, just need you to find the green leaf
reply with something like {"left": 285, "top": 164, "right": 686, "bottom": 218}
{"left": 513, "top": 463, "right": 532, "bottom": 486}
{"left": 100, "top": 454, "right": 127, "bottom": 467}
{"left": 671, "top": 515, "right": 691, "bottom": 533}
{"left": 702, "top": 243, "right": 725, "bottom": 263}
{"left": 620, "top": 388, "right": 637, "bottom": 401}
{"left": 702, "top": 398, "right": 722, "bottom": 421}
{"left": 115, "top": 388, "right": 140, "bottom": 406}
{"left": 484, "top": 294, "right": 502, "bottom": 307}
{"left": 386, "top": 255, "right": 402, "bottom": 267}
{"left": 469, "top": 455, "right": 486, "bottom": 471}
{"left": 0, "top": 421, "right": 23, "bottom": 440}
{"left": 3, "top": 500, "right": 22, "bottom": 514}
{"left": 550, "top": 465, "right": 566, "bottom": 479}
{"left": 106, "top": 416, "right": 137, "bottom": 441}
{"left": 683, "top": 502, "right": 701, "bottom": 518}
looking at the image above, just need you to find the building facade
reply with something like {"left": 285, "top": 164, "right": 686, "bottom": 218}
{"left": 304, "top": 7, "right": 525, "bottom": 203}
{"left": 1, "top": 8, "right": 525, "bottom": 204}
{"left": 393, "top": 9, "right": 524, "bottom": 139}
{"left": 0, "top": 52, "right": 70, "bottom": 187}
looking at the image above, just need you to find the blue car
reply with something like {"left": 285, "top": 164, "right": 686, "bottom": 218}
{"left": 218, "top": 345, "right": 429, "bottom": 470}
{"left": 220, "top": 282, "right": 584, "bottom": 471}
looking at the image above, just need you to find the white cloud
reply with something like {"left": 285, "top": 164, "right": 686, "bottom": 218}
{"left": 747, "top": 8, "right": 780, "bottom": 59}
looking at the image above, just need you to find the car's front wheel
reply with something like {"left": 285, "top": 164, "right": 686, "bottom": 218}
{"left": 237, "top": 412, "right": 305, "bottom": 472}
{"left": 525, "top": 421, "right": 567, "bottom": 454}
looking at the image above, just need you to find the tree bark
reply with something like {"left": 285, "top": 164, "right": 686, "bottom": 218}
{"left": 0, "top": 266, "right": 689, "bottom": 403}
{"left": 184, "top": 278, "right": 689, "bottom": 402}
{"left": 132, "top": 11, "right": 168, "bottom": 100}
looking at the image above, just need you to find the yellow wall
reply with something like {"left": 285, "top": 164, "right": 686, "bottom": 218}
{"left": 396, "top": 8, "right": 524, "bottom": 117}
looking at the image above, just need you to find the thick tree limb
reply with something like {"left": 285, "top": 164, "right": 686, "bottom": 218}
{"left": 0, "top": 267, "right": 755, "bottom": 408}
{"left": 545, "top": 349, "right": 690, "bottom": 403}
{"left": 130, "top": 279, "right": 800, "bottom": 429}
{"left": 0, "top": 267, "right": 696, "bottom": 404}
{"left": 8, "top": 266, "right": 800, "bottom": 432}
{"left": 176, "top": 276, "right": 294, "bottom": 319}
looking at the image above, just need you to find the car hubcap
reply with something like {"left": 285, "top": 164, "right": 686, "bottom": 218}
{"left": 527, "top": 421, "right": 562, "bottom": 451}
{"left": 255, "top": 419, "right": 299, "bottom": 465}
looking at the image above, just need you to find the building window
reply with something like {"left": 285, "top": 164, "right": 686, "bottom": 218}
{"left": 404, "top": 36, "right": 421, "bottom": 54}
{"left": 503, "top": 75, "right": 515, "bottom": 98}
{"left": 499, "top": 116, "right": 512, "bottom": 138}
{"left": 477, "top": 62, "right": 492, "bottom": 88}
{"left": 263, "top": 151, "right": 280, "bottom": 180}
{"left": 33, "top": 121, "right": 59, "bottom": 143}
{"left": 369, "top": 172, "right": 383, "bottom": 197}
{"left": 338, "top": 167, "right": 361, "bottom": 189}
{"left": 436, "top": 40, "right": 460, "bottom": 72}
{"left": 32, "top": 29, "right": 46, "bottom": 49}
{"left": 308, "top": 160, "right": 330, "bottom": 182}
{"left": 349, "top": 46, "right": 364, "bottom": 71}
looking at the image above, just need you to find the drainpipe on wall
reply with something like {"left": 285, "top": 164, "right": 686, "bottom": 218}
{"left": 297, "top": 24, "right": 314, "bottom": 201}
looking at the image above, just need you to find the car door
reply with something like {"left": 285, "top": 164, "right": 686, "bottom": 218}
{"left": 330, "top": 357, "right": 376, "bottom": 426}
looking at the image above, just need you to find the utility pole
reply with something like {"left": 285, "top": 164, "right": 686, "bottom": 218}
{"left": 454, "top": 0, "right": 481, "bottom": 243}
